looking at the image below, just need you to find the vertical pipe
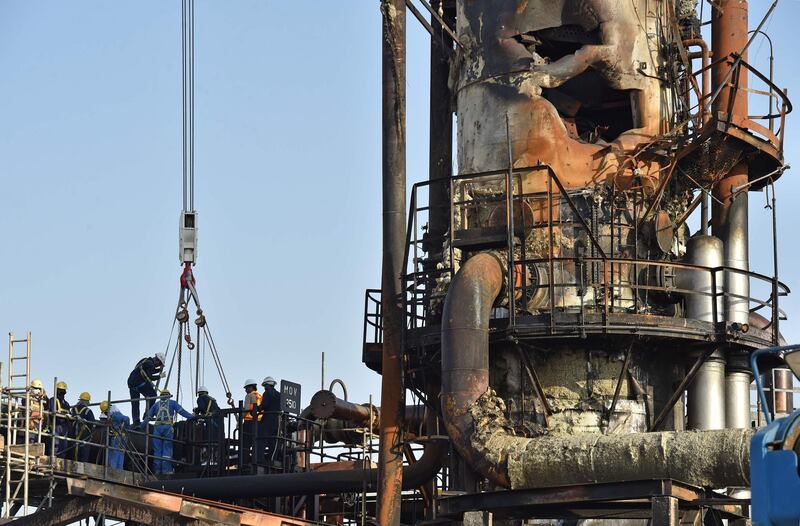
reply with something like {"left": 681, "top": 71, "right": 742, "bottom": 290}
{"left": 709, "top": 0, "right": 750, "bottom": 439}
{"left": 687, "top": 351, "right": 727, "bottom": 430}
{"left": 700, "top": 192, "right": 709, "bottom": 236}
{"left": 427, "top": 0, "right": 453, "bottom": 255}
{"left": 771, "top": 184, "right": 779, "bottom": 343}
{"left": 725, "top": 372, "right": 751, "bottom": 428}
{"left": 725, "top": 354, "right": 752, "bottom": 429}
{"left": 378, "top": 1, "right": 406, "bottom": 524}
{"left": 711, "top": 0, "right": 750, "bottom": 326}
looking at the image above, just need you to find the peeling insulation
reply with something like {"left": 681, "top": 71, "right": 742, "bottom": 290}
{"left": 469, "top": 389, "right": 751, "bottom": 490}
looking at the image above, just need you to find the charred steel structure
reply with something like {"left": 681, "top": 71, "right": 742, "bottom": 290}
{"left": 365, "top": 0, "right": 793, "bottom": 523}
{"left": 10, "top": 2, "right": 794, "bottom": 525}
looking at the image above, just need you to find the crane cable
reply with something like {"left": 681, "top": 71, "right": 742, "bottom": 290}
{"left": 182, "top": 0, "right": 194, "bottom": 213}
{"left": 159, "top": 0, "right": 234, "bottom": 408}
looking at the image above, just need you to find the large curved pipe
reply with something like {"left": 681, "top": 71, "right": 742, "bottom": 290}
{"left": 441, "top": 252, "right": 508, "bottom": 486}
{"left": 146, "top": 438, "right": 447, "bottom": 499}
{"left": 441, "top": 252, "right": 753, "bottom": 489}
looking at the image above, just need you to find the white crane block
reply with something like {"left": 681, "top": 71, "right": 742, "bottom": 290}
{"left": 180, "top": 211, "right": 198, "bottom": 264}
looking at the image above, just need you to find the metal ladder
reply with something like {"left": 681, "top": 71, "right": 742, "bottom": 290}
{"left": 2, "top": 332, "right": 51, "bottom": 518}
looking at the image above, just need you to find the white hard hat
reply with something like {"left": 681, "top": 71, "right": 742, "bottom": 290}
{"left": 155, "top": 352, "right": 167, "bottom": 364}
{"left": 197, "top": 385, "right": 209, "bottom": 394}
{"left": 261, "top": 376, "right": 277, "bottom": 387}
{"left": 244, "top": 379, "right": 258, "bottom": 388}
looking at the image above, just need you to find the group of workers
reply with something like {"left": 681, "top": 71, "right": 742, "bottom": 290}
{"left": 22, "top": 352, "right": 283, "bottom": 476}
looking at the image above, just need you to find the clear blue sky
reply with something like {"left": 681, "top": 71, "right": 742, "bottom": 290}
{"left": 1, "top": 1, "right": 799, "bottom": 411}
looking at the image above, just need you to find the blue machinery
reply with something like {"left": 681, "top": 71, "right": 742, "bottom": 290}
{"left": 751, "top": 345, "right": 800, "bottom": 526}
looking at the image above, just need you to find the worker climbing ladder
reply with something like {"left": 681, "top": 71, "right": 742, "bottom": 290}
{"left": 2, "top": 332, "right": 54, "bottom": 518}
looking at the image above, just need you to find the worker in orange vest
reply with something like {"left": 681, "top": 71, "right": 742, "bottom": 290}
{"left": 241, "top": 379, "right": 262, "bottom": 465}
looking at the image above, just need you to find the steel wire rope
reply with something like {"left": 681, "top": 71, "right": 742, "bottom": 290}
{"left": 189, "top": 0, "right": 195, "bottom": 212}
{"left": 181, "top": 0, "right": 188, "bottom": 212}
{"left": 201, "top": 324, "right": 234, "bottom": 406}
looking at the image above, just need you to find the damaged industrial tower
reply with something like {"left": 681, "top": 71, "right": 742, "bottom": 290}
{"left": 366, "top": 0, "right": 792, "bottom": 522}
{"left": 1, "top": 1, "right": 795, "bottom": 525}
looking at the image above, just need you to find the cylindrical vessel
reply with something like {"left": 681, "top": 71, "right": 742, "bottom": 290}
{"left": 725, "top": 370, "right": 752, "bottom": 429}
{"left": 718, "top": 164, "right": 750, "bottom": 325}
{"left": 682, "top": 235, "right": 724, "bottom": 322}
{"left": 687, "top": 351, "right": 726, "bottom": 430}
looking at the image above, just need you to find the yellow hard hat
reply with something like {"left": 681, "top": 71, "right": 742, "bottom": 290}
{"left": 79, "top": 392, "right": 91, "bottom": 402}
{"left": 56, "top": 381, "right": 67, "bottom": 391}
{"left": 30, "top": 379, "right": 43, "bottom": 389}
{"left": 99, "top": 401, "right": 110, "bottom": 413}
{"left": 160, "top": 388, "right": 171, "bottom": 397}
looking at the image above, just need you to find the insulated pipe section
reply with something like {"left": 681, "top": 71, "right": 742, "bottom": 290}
{"left": 507, "top": 427, "right": 752, "bottom": 489}
{"left": 442, "top": 252, "right": 753, "bottom": 489}
{"left": 147, "top": 439, "right": 448, "bottom": 499}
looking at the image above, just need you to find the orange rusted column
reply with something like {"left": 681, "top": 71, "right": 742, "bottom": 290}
{"left": 378, "top": 0, "right": 406, "bottom": 525}
{"left": 711, "top": 0, "right": 750, "bottom": 326}
{"left": 711, "top": 0, "right": 752, "bottom": 434}
{"left": 711, "top": 0, "right": 748, "bottom": 120}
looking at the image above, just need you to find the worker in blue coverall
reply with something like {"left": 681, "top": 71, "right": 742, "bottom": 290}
{"left": 257, "top": 376, "right": 281, "bottom": 465}
{"left": 193, "top": 386, "right": 222, "bottom": 464}
{"left": 144, "top": 389, "right": 193, "bottom": 475}
{"left": 100, "top": 401, "right": 129, "bottom": 470}
{"left": 127, "top": 352, "right": 166, "bottom": 425}
{"left": 70, "top": 391, "right": 96, "bottom": 463}
{"left": 48, "top": 381, "right": 71, "bottom": 458}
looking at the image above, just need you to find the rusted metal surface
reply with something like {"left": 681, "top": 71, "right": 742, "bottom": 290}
{"left": 310, "top": 390, "right": 376, "bottom": 425}
{"left": 15, "top": 478, "right": 315, "bottom": 526}
{"left": 438, "top": 478, "right": 746, "bottom": 520}
{"left": 378, "top": 0, "right": 407, "bottom": 524}
{"left": 455, "top": 0, "right": 671, "bottom": 194}
{"left": 148, "top": 438, "right": 448, "bottom": 498}
{"left": 307, "top": 389, "right": 425, "bottom": 444}
{"left": 683, "top": 38, "right": 711, "bottom": 122}
{"left": 441, "top": 252, "right": 508, "bottom": 486}
{"left": 711, "top": 0, "right": 748, "bottom": 122}
{"left": 440, "top": 251, "right": 752, "bottom": 489}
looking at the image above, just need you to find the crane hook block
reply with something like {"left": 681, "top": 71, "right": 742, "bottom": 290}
{"left": 176, "top": 308, "right": 189, "bottom": 323}
{"left": 179, "top": 211, "right": 198, "bottom": 264}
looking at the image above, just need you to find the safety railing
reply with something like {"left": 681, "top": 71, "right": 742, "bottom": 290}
{"left": 683, "top": 37, "right": 792, "bottom": 151}
{"left": 402, "top": 167, "right": 790, "bottom": 344}
{"left": 0, "top": 391, "right": 335, "bottom": 483}
{"left": 751, "top": 367, "right": 800, "bottom": 427}
{"left": 363, "top": 289, "right": 382, "bottom": 346}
